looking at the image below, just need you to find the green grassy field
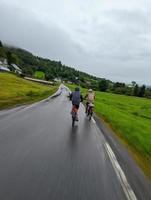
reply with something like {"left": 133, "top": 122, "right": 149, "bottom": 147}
{"left": 67, "top": 84, "right": 151, "bottom": 179}
{"left": 0, "top": 72, "right": 57, "bottom": 110}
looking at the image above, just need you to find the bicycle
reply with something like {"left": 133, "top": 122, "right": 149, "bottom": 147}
{"left": 86, "top": 103, "right": 94, "bottom": 121}
{"left": 71, "top": 105, "right": 78, "bottom": 127}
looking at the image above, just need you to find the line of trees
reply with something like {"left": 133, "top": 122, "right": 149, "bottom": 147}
{"left": 111, "top": 81, "right": 147, "bottom": 97}
{"left": 98, "top": 79, "right": 150, "bottom": 98}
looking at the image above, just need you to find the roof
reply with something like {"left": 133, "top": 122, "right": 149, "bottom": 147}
{"left": 0, "top": 65, "right": 10, "bottom": 72}
{"left": 11, "top": 64, "right": 21, "bottom": 71}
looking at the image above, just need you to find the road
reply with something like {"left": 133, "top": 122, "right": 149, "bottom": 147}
{"left": 0, "top": 87, "right": 151, "bottom": 200}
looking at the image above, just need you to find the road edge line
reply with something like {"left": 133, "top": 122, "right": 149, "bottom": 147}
{"left": 105, "top": 142, "right": 137, "bottom": 200}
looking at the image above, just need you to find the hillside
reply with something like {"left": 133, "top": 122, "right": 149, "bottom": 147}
{"left": 0, "top": 73, "right": 57, "bottom": 110}
{"left": 5, "top": 46, "right": 105, "bottom": 89}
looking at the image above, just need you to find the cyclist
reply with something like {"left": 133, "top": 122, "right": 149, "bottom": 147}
{"left": 85, "top": 89, "right": 95, "bottom": 113}
{"left": 70, "top": 87, "right": 83, "bottom": 121}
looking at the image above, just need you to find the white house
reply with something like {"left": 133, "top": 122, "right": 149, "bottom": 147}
{"left": 10, "top": 64, "right": 22, "bottom": 74}
{"left": 54, "top": 78, "right": 61, "bottom": 82}
{"left": 0, "top": 65, "right": 10, "bottom": 72}
{"left": 0, "top": 60, "right": 10, "bottom": 72}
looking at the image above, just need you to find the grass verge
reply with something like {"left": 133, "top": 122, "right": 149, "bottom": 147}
{"left": 0, "top": 72, "right": 58, "bottom": 110}
{"left": 67, "top": 84, "right": 151, "bottom": 180}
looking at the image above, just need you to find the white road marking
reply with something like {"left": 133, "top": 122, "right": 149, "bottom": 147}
{"left": 105, "top": 142, "right": 137, "bottom": 200}
{"left": 92, "top": 117, "right": 96, "bottom": 124}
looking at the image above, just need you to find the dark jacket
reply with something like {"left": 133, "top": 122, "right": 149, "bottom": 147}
{"left": 70, "top": 91, "right": 83, "bottom": 105}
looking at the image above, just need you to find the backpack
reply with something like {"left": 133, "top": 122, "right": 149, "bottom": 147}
{"left": 88, "top": 93, "right": 94, "bottom": 102}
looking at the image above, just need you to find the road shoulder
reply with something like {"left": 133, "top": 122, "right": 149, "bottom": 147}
{"left": 93, "top": 113, "right": 151, "bottom": 200}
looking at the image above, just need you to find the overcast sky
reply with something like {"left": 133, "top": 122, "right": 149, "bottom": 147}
{"left": 0, "top": 0, "right": 151, "bottom": 84}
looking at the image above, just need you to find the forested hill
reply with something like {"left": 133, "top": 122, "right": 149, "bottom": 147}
{"left": 5, "top": 46, "right": 105, "bottom": 89}
{"left": 1, "top": 41, "right": 150, "bottom": 98}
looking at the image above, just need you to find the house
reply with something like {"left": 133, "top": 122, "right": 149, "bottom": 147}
{"left": 0, "top": 59, "right": 22, "bottom": 74}
{"left": 127, "top": 84, "right": 133, "bottom": 88}
{"left": 10, "top": 64, "right": 22, "bottom": 74}
{"left": 0, "top": 60, "right": 10, "bottom": 72}
{"left": 67, "top": 81, "right": 73, "bottom": 84}
{"left": 0, "top": 66, "right": 10, "bottom": 72}
{"left": 54, "top": 78, "right": 61, "bottom": 82}
{"left": 3, "top": 59, "right": 8, "bottom": 66}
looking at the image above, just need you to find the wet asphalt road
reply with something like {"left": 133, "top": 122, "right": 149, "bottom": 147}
{"left": 0, "top": 88, "right": 150, "bottom": 200}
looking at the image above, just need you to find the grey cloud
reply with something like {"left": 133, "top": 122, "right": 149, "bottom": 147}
{"left": 0, "top": 3, "right": 85, "bottom": 65}
{"left": 0, "top": 1, "right": 151, "bottom": 85}
{"left": 87, "top": 9, "right": 151, "bottom": 62}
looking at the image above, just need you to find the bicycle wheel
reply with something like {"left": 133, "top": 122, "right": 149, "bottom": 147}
{"left": 89, "top": 108, "right": 93, "bottom": 121}
{"left": 72, "top": 116, "right": 75, "bottom": 127}
{"left": 87, "top": 107, "right": 90, "bottom": 116}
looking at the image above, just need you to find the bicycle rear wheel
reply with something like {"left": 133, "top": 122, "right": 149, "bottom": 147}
{"left": 89, "top": 113, "right": 92, "bottom": 121}
{"left": 72, "top": 116, "right": 75, "bottom": 127}
{"left": 89, "top": 108, "right": 93, "bottom": 121}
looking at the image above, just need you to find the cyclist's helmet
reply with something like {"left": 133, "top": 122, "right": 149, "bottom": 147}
{"left": 88, "top": 89, "right": 93, "bottom": 92}
{"left": 75, "top": 87, "right": 80, "bottom": 91}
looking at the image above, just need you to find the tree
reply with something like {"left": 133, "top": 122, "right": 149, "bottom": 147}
{"left": 145, "top": 88, "right": 151, "bottom": 98}
{"left": 138, "top": 85, "right": 146, "bottom": 97}
{"left": 133, "top": 84, "right": 139, "bottom": 96}
{"left": 131, "top": 81, "right": 136, "bottom": 87}
{"left": 113, "top": 82, "right": 125, "bottom": 90}
{"left": 7, "top": 51, "right": 19, "bottom": 65}
{"left": 91, "top": 80, "right": 99, "bottom": 90}
{"left": 0, "top": 47, "right": 6, "bottom": 61}
{"left": 0, "top": 40, "right": 3, "bottom": 47}
{"left": 22, "top": 66, "right": 34, "bottom": 77}
{"left": 125, "top": 86, "right": 133, "bottom": 96}
{"left": 11, "top": 53, "right": 19, "bottom": 65}
{"left": 112, "top": 82, "right": 126, "bottom": 94}
{"left": 99, "top": 79, "right": 109, "bottom": 92}
{"left": 6, "top": 51, "right": 12, "bottom": 65}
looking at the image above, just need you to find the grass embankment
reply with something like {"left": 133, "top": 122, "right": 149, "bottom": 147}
{"left": 0, "top": 73, "right": 57, "bottom": 110}
{"left": 67, "top": 84, "right": 151, "bottom": 180}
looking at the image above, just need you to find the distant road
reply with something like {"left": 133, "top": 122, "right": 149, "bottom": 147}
{"left": 0, "top": 87, "right": 151, "bottom": 200}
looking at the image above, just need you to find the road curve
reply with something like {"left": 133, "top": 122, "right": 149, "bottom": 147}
{"left": 0, "top": 87, "right": 150, "bottom": 200}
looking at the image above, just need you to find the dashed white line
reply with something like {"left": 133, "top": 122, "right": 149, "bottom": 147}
{"left": 105, "top": 142, "right": 137, "bottom": 200}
